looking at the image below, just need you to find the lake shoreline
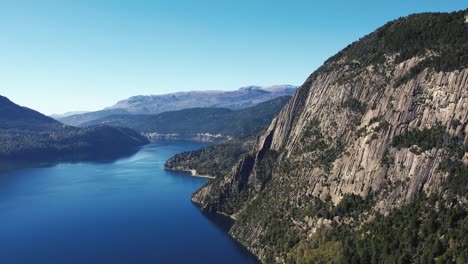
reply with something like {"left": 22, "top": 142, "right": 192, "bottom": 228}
{"left": 0, "top": 141, "right": 259, "bottom": 264}
{"left": 164, "top": 167, "right": 216, "bottom": 179}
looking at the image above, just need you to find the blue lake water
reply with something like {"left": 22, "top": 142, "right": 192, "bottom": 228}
{"left": 0, "top": 141, "right": 258, "bottom": 264}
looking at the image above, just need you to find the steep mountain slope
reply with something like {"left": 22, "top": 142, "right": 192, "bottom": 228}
{"left": 0, "top": 96, "right": 60, "bottom": 131}
{"left": 0, "top": 96, "right": 149, "bottom": 160}
{"left": 81, "top": 96, "right": 292, "bottom": 141}
{"left": 192, "top": 10, "right": 468, "bottom": 263}
{"left": 58, "top": 85, "right": 297, "bottom": 126}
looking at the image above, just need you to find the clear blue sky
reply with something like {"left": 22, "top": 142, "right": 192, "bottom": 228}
{"left": 0, "top": 1, "right": 465, "bottom": 114}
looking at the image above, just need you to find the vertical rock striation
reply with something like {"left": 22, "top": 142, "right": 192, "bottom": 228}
{"left": 192, "top": 10, "right": 468, "bottom": 262}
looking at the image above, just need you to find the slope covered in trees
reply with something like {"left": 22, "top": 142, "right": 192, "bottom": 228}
{"left": 0, "top": 96, "right": 149, "bottom": 161}
{"left": 82, "top": 96, "right": 292, "bottom": 140}
{"left": 165, "top": 138, "right": 255, "bottom": 178}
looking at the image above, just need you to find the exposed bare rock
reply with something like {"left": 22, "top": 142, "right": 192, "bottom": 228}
{"left": 192, "top": 10, "right": 468, "bottom": 263}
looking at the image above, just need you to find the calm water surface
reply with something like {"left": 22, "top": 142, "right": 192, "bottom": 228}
{"left": 0, "top": 141, "right": 258, "bottom": 264}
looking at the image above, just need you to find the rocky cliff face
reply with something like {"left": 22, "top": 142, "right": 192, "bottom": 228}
{"left": 192, "top": 10, "right": 467, "bottom": 263}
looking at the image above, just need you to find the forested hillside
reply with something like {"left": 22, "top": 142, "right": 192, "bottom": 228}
{"left": 165, "top": 138, "right": 255, "bottom": 178}
{"left": 0, "top": 96, "right": 149, "bottom": 161}
{"left": 82, "top": 96, "right": 291, "bottom": 140}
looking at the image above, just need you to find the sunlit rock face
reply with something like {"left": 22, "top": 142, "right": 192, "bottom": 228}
{"left": 192, "top": 10, "right": 468, "bottom": 263}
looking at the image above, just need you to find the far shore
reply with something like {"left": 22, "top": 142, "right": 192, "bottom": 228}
{"left": 164, "top": 167, "right": 215, "bottom": 179}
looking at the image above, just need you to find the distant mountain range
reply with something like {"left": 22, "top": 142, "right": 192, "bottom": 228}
{"left": 0, "top": 95, "right": 149, "bottom": 161}
{"left": 49, "top": 111, "right": 88, "bottom": 119}
{"left": 57, "top": 85, "right": 297, "bottom": 126}
{"left": 82, "top": 96, "right": 292, "bottom": 141}
{"left": 56, "top": 108, "right": 131, "bottom": 128}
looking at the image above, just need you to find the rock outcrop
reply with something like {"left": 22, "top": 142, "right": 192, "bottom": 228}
{"left": 192, "top": 10, "right": 468, "bottom": 263}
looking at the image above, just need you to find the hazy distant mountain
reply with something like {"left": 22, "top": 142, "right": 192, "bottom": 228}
{"left": 0, "top": 95, "right": 148, "bottom": 161}
{"left": 109, "top": 85, "right": 297, "bottom": 113}
{"left": 58, "top": 85, "right": 297, "bottom": 126}
{"left": 49, "top": 111, "right": 88, "bottom": 119}
{"left": 82, "top": 96, "right": 292, "bottom": 141}
{"left": 58, "top": 108, "right": 130, "bottom": 128}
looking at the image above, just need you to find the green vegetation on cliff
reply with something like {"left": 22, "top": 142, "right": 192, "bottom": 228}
{"left": 231, "top": 124, "right": 468, "bottom": 263}
{"left": 288, "top": 193, "right": 467, "bottom": 264}
{"left": 325, "top": 10, "right": 468, "bottom": 73}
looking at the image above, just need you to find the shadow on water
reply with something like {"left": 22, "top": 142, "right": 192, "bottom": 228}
{"left": 150, "top": 139, "right": 209, "bottom": 147}
{"left": 0, "top": 141, "right": 260, "bottom": 263}
{"left": 0, "top": 147, "right": 142, "bottom": 175}
{"left": 199, "top": 209, "right": 261, "bottom": 263}
{"left": 160, "top": 141, "right": 259, "bottom": 263}
{"left": 166, "top": 164, "right": 259, "bottom": 263}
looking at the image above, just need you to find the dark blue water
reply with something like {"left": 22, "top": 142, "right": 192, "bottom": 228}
{"left": 0, "top": 141, "right": 258, "bottom": 264}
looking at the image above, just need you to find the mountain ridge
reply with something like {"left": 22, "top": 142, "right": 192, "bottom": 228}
{"left": 0, "top": 95, "right": 61, "bottom": 131}
{"left": 81, "top": 96, "right": 292, "bottom": 141}
{"left": 58, "top": 85, "right": 297, "bottom": 126}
